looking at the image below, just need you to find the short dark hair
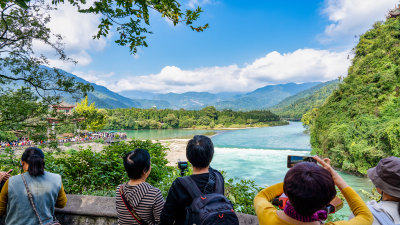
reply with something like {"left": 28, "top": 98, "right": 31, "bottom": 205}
{"left": 283, "top": 162, "right": 336, "bottom": 216}
{"left": 186, "top": 135, "right": 214, "bottom": 168}
{"left": 21, "top": 147, "right": 45, "bottom": 177}
{"left": 123, "top": 149, "right": 151, "bottom": 180}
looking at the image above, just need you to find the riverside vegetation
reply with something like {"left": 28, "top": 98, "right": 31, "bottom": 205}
{"left": 104, "top": 106, "right": 286, "bottom": 130}
{"left": 306, "top": 15, "right": 400, "bottom": 175}
{"left": 0, "top": 140, "right": 261, "bottom": 215}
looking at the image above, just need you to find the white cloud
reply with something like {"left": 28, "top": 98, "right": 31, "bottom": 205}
{"left": 187, "top": 0, "right": 212, "bottom": 9}
{"left": 320, "top": 0, "right": 398, "bottom": 43}
{"left": 33, "top": 1, "right": 107, "bottom": 71}
{"left": 73, "top": 70, "right": 115, "bottom": 87}
{"left": 108, "top": 48, "right": 351, "bottom": 93}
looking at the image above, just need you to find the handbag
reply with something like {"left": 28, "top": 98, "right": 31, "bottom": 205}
{"left": 119, "top": 184, "right": 149, "bottom": 225}
{"left": 21, "top": 173, "right": 61, "bottom": 225}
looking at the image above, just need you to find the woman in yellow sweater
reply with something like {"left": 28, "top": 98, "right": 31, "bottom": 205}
{"left": 254, "top": 156, "right": 373, "bottom": 225}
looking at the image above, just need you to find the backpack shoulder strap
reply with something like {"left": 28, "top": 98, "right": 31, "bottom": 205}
{"left": 368, "top": 205, "right": 396, "bottom": 225}
{"left": 178, "top": 176, "right": 204, "bottom": 199}
{"left": 214, "top": 171, "right": 224, "bottom": 195}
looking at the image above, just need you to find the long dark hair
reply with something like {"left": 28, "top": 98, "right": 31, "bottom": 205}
{"left": 21, "top": 147, "right": 45, "bottom": 176}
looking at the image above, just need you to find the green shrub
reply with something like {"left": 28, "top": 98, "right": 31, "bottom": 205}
{"left": 63, "top": 142, "right": 72, "bottom": 147}
{"left": 0, "top": 141, "right": 263, "bottom": 215}
{"left": 94, "top": 138, "right": 105, "bottom": 144}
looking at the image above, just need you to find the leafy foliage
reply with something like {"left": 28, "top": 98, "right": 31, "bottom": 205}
{"left": 104, "top": 106, "right": 283, "bottom": 130}
{"left": 0, "top": 140, "right": 262, "bottom": 215}
{"left": 0, "top": 87, "right": 48, "bottom": 141}
{"left": 309, "top": 16, "right": 400, "bottom": 174}
{"left": 73, "top": 96, "right": 107, "bottom": 132}
{"left": 224, "top": 177, "right": 263, "bottom": 215}
{"left": 50, "top": 0, "right": 208, "bottom": 54}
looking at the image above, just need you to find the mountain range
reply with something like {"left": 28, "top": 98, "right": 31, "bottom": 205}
{"left": 59, "top": 69, "right": 338, "bottom": 115}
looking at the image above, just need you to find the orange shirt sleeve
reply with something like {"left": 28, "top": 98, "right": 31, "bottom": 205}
{"left": 254, "top": 182, "right": 284, "bottom": 225}
{"left": 55, "top": 184, "right": 67, "bottom": 208}
{"left": 0, "top": 180, "right": 9, "bottom": 216}
{"left": 327, "top": 187, "right": 373, "bottom": 225}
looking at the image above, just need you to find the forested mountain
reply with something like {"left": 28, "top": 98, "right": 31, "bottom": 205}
{"left": 270, "top": 80, "right": 339, "bottom": 119}
{"left": 214, "top": 82, "right": 321, "bottom": 110}
{"left": 61, "top": 68, "right": 323, "bottom": 110}
{"left": 309, "top": 15, "right": 400, "bottom": 175}
{"left": 154, "top": 92, "right": 225, "bottom": 109}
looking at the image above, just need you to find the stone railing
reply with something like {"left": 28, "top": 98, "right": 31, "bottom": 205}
{"left": 55, "top": 194, "right": 259, "bottom": 225}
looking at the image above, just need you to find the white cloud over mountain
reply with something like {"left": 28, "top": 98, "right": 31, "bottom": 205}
{"left": 320, "top": 0, "right": 398, "bottom": 43}
{"left": 33, "top": 2, "right": 106, "bottom": 71}
{"left": 108, "top": 48, "right": 350, "bottom": 93}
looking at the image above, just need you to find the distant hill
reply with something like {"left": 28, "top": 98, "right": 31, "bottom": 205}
{"left": 59, "top": 71, "right": 141, "bottom": 109}
{"left": 55, "top": 68, "right": 329, "bottom": 112}
{"left": 214, "top": 82, "right": 321, "bottom": 110}
{"left": 269, "top": 80, "right": 339, "bottom": 120}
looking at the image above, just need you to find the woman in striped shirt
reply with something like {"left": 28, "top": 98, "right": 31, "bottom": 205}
{"left": 116, "top": 148, "right": 165, "bottom": 225}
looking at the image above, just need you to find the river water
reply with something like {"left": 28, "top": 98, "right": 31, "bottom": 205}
{"left": 120, "top": 122, "right": 374, "bottom": 218}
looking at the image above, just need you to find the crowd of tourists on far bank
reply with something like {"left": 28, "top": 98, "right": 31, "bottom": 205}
{"left": 0, "top": 135, "right": 399, "bottom": 225}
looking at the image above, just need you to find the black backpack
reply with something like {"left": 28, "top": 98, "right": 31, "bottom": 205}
{"left": 179, "top": 170, "right": 239, "bottom": 225}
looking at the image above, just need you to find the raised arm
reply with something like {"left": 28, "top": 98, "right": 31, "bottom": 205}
{"left": 254, "top": 182, "right": 283, "bottom": 223}
{"left": 313, "top": 156, "right": 373, "bottom": 225}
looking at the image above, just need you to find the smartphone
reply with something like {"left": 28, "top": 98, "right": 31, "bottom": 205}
{"left": 287, "top": 155, "right": 317, "bottom": 168}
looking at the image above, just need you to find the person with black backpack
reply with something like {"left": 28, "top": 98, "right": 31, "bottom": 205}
{"left": 160, "top": 135, "right": 239, "bottom": 225}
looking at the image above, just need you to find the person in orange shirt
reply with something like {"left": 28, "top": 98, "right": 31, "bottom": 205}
{"left": 254, "top": 156, "right": 373, "bottom": 225}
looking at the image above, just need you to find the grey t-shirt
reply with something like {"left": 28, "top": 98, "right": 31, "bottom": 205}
{"left": 349, "top": 200, "right": 400, "bottom": 225}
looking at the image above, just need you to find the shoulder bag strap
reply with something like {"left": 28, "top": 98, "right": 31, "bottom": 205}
{"left": 214, "top": 171, "right": 224, "bottom": 195}
{"left": 368, "top": 205, "right": 396, "bottom": 225}
{"left": 21, "top": 173, "right": 43, "bottom": 225}
{"left": 203, "top": 168, "right": 216, "bottom": 194}
{"left": 179, "top": 176, "right": 204, "bottom": 199}
{"left": 119, "top": 184, "right": 148, "bottom": 225}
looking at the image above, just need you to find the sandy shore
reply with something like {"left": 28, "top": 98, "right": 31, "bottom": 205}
{"left": 49, "top": 139, "right": 189, "bottom": 166}
{"left": 157, "top": 139, "right": 189, "bottom": 166}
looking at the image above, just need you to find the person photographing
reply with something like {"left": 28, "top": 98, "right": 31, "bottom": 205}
{"left": 254, "top": 156, "right": 373, "bottom": 225}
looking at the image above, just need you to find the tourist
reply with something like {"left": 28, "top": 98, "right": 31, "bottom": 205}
{"left": 254, "top": 156, "right": 373, "bottom": 225}
{"left": 160, "top": 135, "right": 236, "bottom": 225}
{"left": 116, "top": 148, "right": 164, "bottom": 225}
{"left": 0, "top": 147, "right": 67, "bottom": 225}
{"left": 352, "top": 156, "right": 400, "bottom": 224}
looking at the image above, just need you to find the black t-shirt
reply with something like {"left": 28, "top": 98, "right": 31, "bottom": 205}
{"left": 160, "top": 169, "right": 224, "bottom": 225}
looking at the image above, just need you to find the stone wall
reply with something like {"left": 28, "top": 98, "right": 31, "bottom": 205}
{"left": 54, "top": 194, "right": 259, "bottom": 225}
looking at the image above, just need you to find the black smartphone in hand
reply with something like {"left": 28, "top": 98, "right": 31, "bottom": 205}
{"left": 287, "top": 155, "right": 317, "bottom": 168}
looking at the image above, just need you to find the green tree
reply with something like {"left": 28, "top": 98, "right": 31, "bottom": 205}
{"left": 0, "top": 1, "right": 92, "bottom": 103}
{"left": 309, "top": 13, "right": 400, "bottom": 174}
{"left": 2, "top": 0, "right": 208, "bottom": 55}
{"left": 163, "top": 113, "right": 179, "bottom": 128}
{"left": 201, "top": 106, "right": 218, "bottom": 121}
{"left": 0, "top": 87, "right": 48, "bottom": 141}
{"left": 74, "top": 97, "right": 107, "bottom": 132}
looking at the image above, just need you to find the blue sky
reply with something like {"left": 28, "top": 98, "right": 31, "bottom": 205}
{"left": 42, "top": 0, "right": 399, "bottom": 94}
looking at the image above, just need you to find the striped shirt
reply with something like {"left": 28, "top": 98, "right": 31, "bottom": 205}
{"left": 116, "top": 182, "right": 164, "bottom": 225}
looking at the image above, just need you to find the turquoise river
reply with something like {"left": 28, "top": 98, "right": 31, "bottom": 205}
{"left": 120, "top": 122, "right": 374, "bottom": 219}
